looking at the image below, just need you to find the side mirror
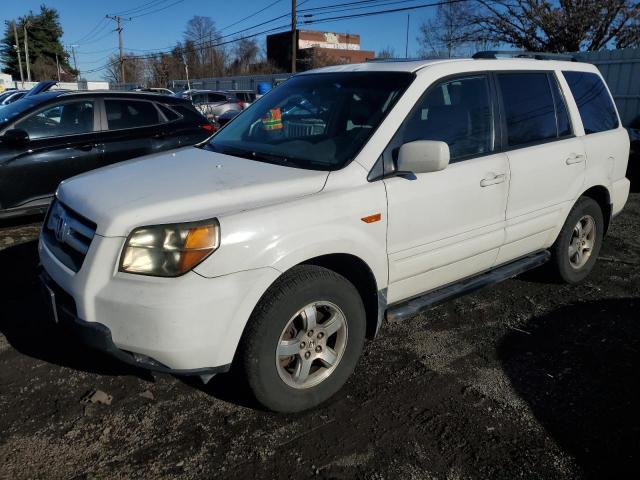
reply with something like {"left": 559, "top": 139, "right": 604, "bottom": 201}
{"left": 1, "top": 129, "right": 29, "bottom": 146}
{"left": 397, "top": 140, "right": 450, "bottom": 174}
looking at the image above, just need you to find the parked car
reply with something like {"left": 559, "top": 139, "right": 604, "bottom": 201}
{"left": 39, "top": 55, "right": 630, "bottom": 412}
{"left": 134, "top": 87, "right": 175, "bottom": 96}
{"left": 226, "top": 89, "right": 256, "bottom": 107}
{"left": 178, "top": 89, "right": 254, "bottom": 121}
{"left": 0, "top": 89, "right": 27, "bottom": 107}
{"left": 0, "top": 91, "right": 213, "bottom": 219}
{"left": 627, "top": 115, "right": 640, "bottom": 186}
{"left": 214, "top": 109, "right": 241, "bottom": 129}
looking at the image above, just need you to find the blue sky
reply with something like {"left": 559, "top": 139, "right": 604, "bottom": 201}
{"left": 1, "top": 0, "right": 434, "bottom": 80}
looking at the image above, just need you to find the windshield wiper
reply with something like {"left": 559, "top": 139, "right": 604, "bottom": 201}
{"left": 208, "top": 143, "right": 307, "bottom": 168}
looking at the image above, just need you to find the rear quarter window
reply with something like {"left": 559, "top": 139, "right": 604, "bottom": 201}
{"left": 157, "top": 103, "right": 181, "bottom": 122}
{"left": 562, "top": 71, "right": 619, "bottom": 134}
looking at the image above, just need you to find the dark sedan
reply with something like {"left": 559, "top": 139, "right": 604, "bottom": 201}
{"left": 0, "top": 90, "right": 214, "bottom": 219}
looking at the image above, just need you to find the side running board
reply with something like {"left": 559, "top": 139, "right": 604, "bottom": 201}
{"left": 386, "top": 250, "right": 550, "bottom": 322}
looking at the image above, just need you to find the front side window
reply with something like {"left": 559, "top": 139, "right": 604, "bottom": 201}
{"left": 498, "top": 72, "right": 557, "bottom": 147}
{"left": 105, "top": 99, "right": 162, "bottom": 130}
{"left": 563, "top": 71, "right": 619, "bottom": 134}
{"left": 14, "top": 100, "right": 94, "bottom": 139}
{"left": 401, "top": 75, "right": 494, "bottom": 161}
{"left": 207, "top": 72, "right": 414, "bottom": 170}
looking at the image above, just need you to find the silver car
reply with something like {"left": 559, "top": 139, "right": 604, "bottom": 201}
{"left": 177, "top": 89, "right": 256, "bottom": 121}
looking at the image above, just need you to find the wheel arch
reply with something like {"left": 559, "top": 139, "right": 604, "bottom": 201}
{"left": 298, "top": 253, "right": 382, "bottom": 340}
{"left": 580, "top": 185, "right": 612, "bottom": 234}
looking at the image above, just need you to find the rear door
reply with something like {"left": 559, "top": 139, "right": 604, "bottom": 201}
{"left": 562, "top": 71, "right": 629, "bottom": 196}
{"left": 98, "top": 98, "right": 163, "bottom": 165}
{"left": 495, "top": 71, "right": 586, "bottom": 264}
{"left": 1, "top": 98, "right": 101, "bottom": 209}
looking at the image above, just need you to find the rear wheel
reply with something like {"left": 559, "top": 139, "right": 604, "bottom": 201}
{"left": 239, "top": 265, "right": 366, "bottom": 412}
{"left": 549, "top": 197, "right": 604, "bottom": 284}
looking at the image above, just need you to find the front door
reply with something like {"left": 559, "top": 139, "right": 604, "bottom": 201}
{"left": 1, "top": 99, "right": 101, "bottom": 210}
{"left": 385, "top": 74, "right": 509, "bottom": 304}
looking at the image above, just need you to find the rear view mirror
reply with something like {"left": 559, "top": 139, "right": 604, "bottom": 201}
{"left": 1, "top": 129, "right": 29, "bottom": 147}
{"left": 397, "top": 140, "right": 450, "bottom": 174}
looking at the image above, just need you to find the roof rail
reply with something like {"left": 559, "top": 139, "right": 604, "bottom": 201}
{"left": 366, "top": 57, "right": 444, "bottom": 62}
{"left": 472, "top": 50, "right": 577, "bottom": 62}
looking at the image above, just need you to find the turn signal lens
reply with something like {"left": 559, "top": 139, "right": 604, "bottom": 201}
{"left": 120, "top": 219, "right": 220, "bottom": 277}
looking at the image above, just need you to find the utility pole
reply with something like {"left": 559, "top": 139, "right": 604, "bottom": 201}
{"left": 10, "top": 21, "right": 25, "bottom": 86}
{"left": 291, "top": 0, "right": 297, "bottom": 73}
{"left": 405, "top": 14, "right": 410, "bottom": 58}
{"left": 23, "top": 21, "right": 31, "bottom": 82}
{"left": 70, "top": 45, "right": 79, "bottom": 80}
{"left": 106, "top": 15, "right": 129, "bottom": 84}
{"left": 55, "top": 53, "right": 61, "bottom": 81}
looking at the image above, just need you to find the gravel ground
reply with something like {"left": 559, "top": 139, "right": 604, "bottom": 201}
{"left": 0, "top": 192, "right": 638, "bottom": 480}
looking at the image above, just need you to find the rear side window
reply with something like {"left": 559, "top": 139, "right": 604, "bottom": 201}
{"left": 105, "top": 99, "right": 162, "bottom": 130}
{"left": 401, "top": 74, "right": 494, "bottom": 161}
{"left": 497, "top": 72, "right": 557, "bottom": 147}
{"left": 563, "top": 71, "right": 619, "bottom": 134}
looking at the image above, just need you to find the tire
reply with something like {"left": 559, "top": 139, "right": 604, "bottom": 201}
{"left": 549, "top": 196, "right": 604, "bottom": 284}
{"left": 239, "top": 265, "right": 366, "bottom": 412}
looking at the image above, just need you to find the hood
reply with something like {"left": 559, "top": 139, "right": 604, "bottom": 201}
{"left": 57, "top": 146, "right": 329, "bottom": 237}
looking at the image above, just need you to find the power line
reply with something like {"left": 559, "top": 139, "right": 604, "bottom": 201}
{"left": 129, "top": 0, "right": 186, "bottom": 19}
{"left": 111, "top": 0, "right": 177, "bottom": 17}
{"left": 83, "top": 0, "right": 461, "bottom": 76}
{"left": 302, "top": 0, "right": 470, "bottom": 25}
{"left": 220, "top": 0, "right": 285, "bottom": 32}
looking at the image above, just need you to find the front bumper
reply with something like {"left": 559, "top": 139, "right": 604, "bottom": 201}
{"left": 39, "top": 268, "right": 229, "bottom": 375}
{"left": 38, "top": 233, "right": 281, "bottom": 372}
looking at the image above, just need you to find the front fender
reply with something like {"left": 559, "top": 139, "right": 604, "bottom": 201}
{"left": 194, "top": 176, "right": 389, "bottom": 290}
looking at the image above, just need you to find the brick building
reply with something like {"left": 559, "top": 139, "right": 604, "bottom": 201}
{"left": 266, "top": 30, "right": 375, "bottom": 72}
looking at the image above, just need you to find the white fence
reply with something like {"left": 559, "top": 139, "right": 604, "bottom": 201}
{"left": 3, "top": 80, "right": 110, "bottom": 91}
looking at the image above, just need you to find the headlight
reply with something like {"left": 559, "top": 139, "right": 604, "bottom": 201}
{"left": 119, "top": 219, "right": 220, "bottom": 277}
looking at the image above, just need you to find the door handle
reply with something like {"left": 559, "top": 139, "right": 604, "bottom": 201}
{"left": 566, "top": 153, "right": 585, "bottom": 165}
{"left": 78, "top": 144, "right": 95, "bottom": 151}
{"left": 480, "top": 173, "right": 505, "bottom": 187}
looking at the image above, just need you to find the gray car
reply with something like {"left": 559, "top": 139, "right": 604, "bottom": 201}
{"left": 177, "top": 89, "right": 256, "bottom": 121}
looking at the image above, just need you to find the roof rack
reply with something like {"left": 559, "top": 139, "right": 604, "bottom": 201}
{"left": 472, "top": 50, "right": 576, "bottom": 62}
{"left": 366, "top": 57, "right": 445, "bottom": 62}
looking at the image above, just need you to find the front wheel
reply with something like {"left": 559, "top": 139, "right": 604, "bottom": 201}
{"left": 239, "top": 265, "right": 366, "bottom": 412}
{"left": 549, "top": 197, "right": 604, "bottom": 284}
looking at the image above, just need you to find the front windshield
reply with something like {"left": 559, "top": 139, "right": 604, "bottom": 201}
{"left": 207, "top": 71, "right": 414, "bottom": 170}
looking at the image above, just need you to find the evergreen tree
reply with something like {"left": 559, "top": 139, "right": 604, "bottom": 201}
{"left": 1, "top": 6, "right": 76, "bottom": 81}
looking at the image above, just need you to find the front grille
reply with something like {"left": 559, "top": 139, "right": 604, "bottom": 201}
{"left": 42, "top": 199, "right": 97, "bottom": 272}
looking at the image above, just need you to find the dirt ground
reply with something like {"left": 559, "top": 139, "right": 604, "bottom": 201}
{"left": 1, "top": 192, "right": 639, "bottom": 480}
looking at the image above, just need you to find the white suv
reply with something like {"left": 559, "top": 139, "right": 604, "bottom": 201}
{"left": 39, "top": 55, "right": 630, "bottom": 412}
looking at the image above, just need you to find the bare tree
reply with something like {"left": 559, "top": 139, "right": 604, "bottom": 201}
{"left": 228, "top": 38, "right": 260, "bottom": 75}
{"left": 105, "top": 53, "right": 146, "bottom": 85}
{"left": 184, "top": 15, "right": 225, "bottom": 77}
{"left": 418, "top": 0, "right": 478, "bottom": 58}
{"left": 473, "top": 0, "right": 640, "bottom": 52}
{"left": 377, "top": 46, "right": 396, "bottom": 59}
